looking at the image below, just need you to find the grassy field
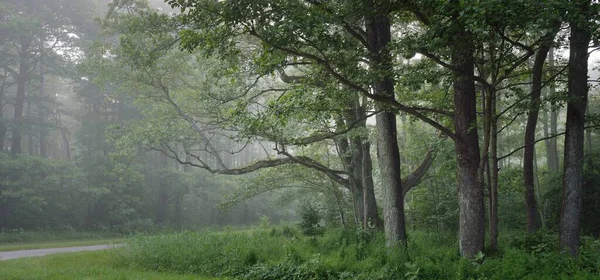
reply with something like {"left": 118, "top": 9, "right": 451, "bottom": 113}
{"left": 119, "top": 227, "right": 600, "bottom": 280}
{"left": 0, "top": 250, "right": 220, "bottom": 280}
{"left": 0, "top": 227, "right": 598, "bottom": 279}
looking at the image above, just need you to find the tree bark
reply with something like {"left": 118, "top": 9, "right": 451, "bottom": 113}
{"left": 12, "top": 56, "right": 29, "bottom": 155}
{"left": 560, "top": 4, "right": 591, "bottom": 256}
{"left": 335, "top": 120, "right": 365, "bottom": 228}
{"left": 356, "top": 97, "right": 383, "bottom": 229}
{"left": 39, "top": 64, "right": 47, "bottom": 158}
{"left": 366, "top": 12, "right": 407, "bottom": 246}
{"left": 546, "top": 48, "right": 560, "bottom": 173}
{"left": 26, "top": 101, "right": 34, "bottom": 155}
{"left": 362, "top": 140, "right": 382, "bottom": 228}
{"left": 155, "top": 153, "right": 170, "bottom": 224}
{"left": 451, "top": 33, "right": 484, "bottom": 258}
{"left": 523, "top": 38, "right": 553, "bottom": 233}
{"left": 489, "top": 89, "right": 499, "bottom": 251}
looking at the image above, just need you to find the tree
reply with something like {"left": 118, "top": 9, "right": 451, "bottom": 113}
{"left": 559, "top": 0, "right": 595, "bottom": 257}
{"left": 523, "top": 26, "right": 560, "bottom": 233}
{"left": 0, "top": 0, "right": 94, "bottom": 154}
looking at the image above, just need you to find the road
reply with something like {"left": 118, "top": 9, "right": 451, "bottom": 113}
{"left": 0, "top": 244, "right": 121, "bottom": 260}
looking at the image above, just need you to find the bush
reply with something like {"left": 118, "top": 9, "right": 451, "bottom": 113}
{"left": 298, "top": 201, "right": 324, "bottom": 236}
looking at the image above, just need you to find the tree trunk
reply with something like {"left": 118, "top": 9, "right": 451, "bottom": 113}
{"left": 451, "top": 34, "right": 484, "bottom": 258}
{"left": 523, "top": 40, "right": 553, "bottom": 233}
{"left": 156, "top": 153, "right": 170, "bottom": 224}
{"left": 366, "top": 13, "right": 407, "bottom": 246}
{"left": 489, "top": 89, "right": 499, "bottom": 251}
{"left": 39, "top": 64, "right": 47, "bottom": 158}
{"left": 26, "top": 101, "right": 34, "bottom": 155}
{"left": 547, "top": 48, "right": 560, "bottom": 173}
{"left": 0, "top": 72, "right": 8, "bottom": 151}
{"left": 12, "top": 66, "right": 28, "bottom": 155}
{"left": 560, "top": 6, "right": 591, "bottom": 256}
{"left": 335, "top": 122, "right": 365, "bottom": 228}
{"left": 352, "top": 183, "right": 365, "bottom": 227}
{"left": 585, "top": 105, "right": 592, "bottom": 152}
{"left": 355, "top": 96, "right": 383, "bottom": 229}
{"left": 174, "top": 190, "right": 183, "bottom": 228}
{"left": 362, "top": 141, "right": 382, "bottom": 229}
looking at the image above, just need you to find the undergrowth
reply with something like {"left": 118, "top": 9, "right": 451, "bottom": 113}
{"left": 118, "top": 226, "right": 600, "bottom": 279}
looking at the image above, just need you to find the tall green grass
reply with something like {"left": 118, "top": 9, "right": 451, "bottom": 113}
{"left": 119, "top": 226, "right": 600, "bottom": 279}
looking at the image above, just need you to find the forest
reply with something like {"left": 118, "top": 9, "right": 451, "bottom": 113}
{"left": 0, "top": 0, "right": 599, "bottom": 279}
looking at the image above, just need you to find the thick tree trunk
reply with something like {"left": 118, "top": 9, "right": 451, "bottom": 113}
{"left": 367, "top": 13, "right": 406, "bottom": 246}
{"left": 523, "top": 40, "right": 553, "bottom": 233}
{"left": 560, "top": 8, "right": 590, "bottom": 256}
{"left": 353, "top": 185, "right": 365, "bottom": 227}
{"left": 451, "top": 36, "right": 484, "bottom": 258}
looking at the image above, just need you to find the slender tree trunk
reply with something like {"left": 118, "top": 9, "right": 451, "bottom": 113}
{"left": 366, "top": 12, "right": 406, "bottom": 246}
{"left": 174, "top": 190, "right": 183, "bottom": 228}
{"left": 523, "top": 39, "right": 553, "bottom": 233}
{"left": 356, "top": 97, "right": 382, "bottom": 229}
{"left": 12, "top": 68, "right": 28, "bottom": 155}
{"left": 479, "top": 83, "right": 496, "bottom": 251}
{"left": 0, "top": 73, "right": 8, "bottom": 151}
{"left": 331, "top": 180, "right": 347, "bottom": 227}
{"left": 156, "top": 153, "right": 170, "bottom": 224}
{"left": 451, "top": 33, "right": 484, "bottom": 258}
{"left": 490, "top": 89, "right": 499, "bottom": 251}
{"left": 39, "top": 64, "right": 47, "bottom": 158}
{"left": 560, "top": 5, "right": 591, "bottom": 256}
{"left": 362, "top": 141, "right": 382, "bottom": 229}
{"left": 26, "top": 101, "right": 34, "bottom": 155}
{"left": 547, "top": 48, "right": 560, "bottom": 173}
{"left": 585, "top": 105, "right": 592, "bottom": 152}
{"left": 335, "top": 124, "right": 365, "bottom": 228}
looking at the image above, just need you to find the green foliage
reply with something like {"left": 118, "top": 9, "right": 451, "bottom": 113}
{"left": 120, "top": 227, "right": 600, "bottom": 280}
{"left": 298, "top": 201, "right": 324, "bottom": 236}
{"left": 0, "top": 153, "right": 87, "bottom": 229}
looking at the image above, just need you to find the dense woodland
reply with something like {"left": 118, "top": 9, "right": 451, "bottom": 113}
{"left": 0, "top": 0, "right": 599, "bottom": 263}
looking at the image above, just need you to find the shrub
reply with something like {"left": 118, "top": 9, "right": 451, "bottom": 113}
{"left": 298, "top": 201, "right": 324, "bottom": 236}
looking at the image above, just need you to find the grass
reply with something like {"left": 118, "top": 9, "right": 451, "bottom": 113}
{"left": 1, "top": 227, "right": 598, "bottom": 279}
{"left": 118, "top": 226, "right": 600, "bottom": 280}
{"left": 0, "top": 249, "right": 221, "bottom": 280}
{"left": 0, "top": 238, "right": 124, "bottom": 252}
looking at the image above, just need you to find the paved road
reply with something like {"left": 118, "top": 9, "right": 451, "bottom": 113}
{"left": 0, "top": 244, "right": 122, "bottom": 260}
